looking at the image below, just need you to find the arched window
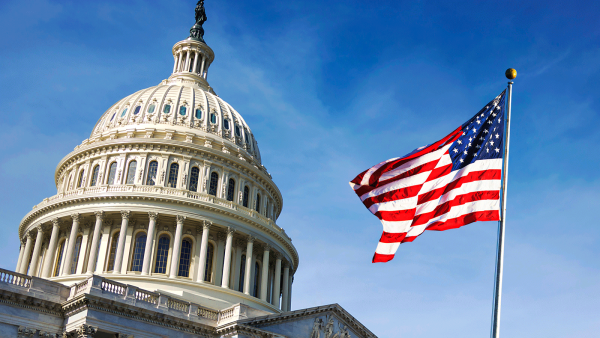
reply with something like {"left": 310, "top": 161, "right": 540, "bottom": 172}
{"left": 226, "top": 178, "right": 235, "bottom": 202}
{"left": 90, "top": 165, "right": 100, "bottom": 186}
{"left": 133, "top": 106, "right": 141, "bottom": 115}
{"left": 243, "top": 186, "right": 249, "bottom": 208}
{"left": 210, "top": 112, "right": 217, "bottom": 124}
{"left": 204, "top": 243, "right": 214, "bottom": 282}
{"left": 126, "top": 161, "right": 137, "bottom": 184}
{"left": 107, "top": 162, "right": 118, "bottom": 185}
{"left": 77, "top": 170, "right": 85, "bottom": 188}
{"left": 120, "top": 107, "right": 128, "bottom": 117}
{"left": 178, "top": 239, "right": 193, "bottom": 277}
{"left": 195, "top": 108, "right": 202, "bottom": 119}
{"left": 147, "top": 104, "right": 156, "bottom": 114}
{"left": 239, "top": 254, "right": 246, "bottom": 292}
{"left": 235, "top": 125, "right": 241, "bottom": 137}
{"left": 154, "top": 235, "right": 170, "bottom": 273}
{"left": 255, "top": 193, "right": 261, "bottom": 212}
{"left": 179, "top": 106, "right": 187, "bottom": 116}
{"left": 130, "top": 233, "right": 147, "bottom": 272}
{"left": 163, "top": 104, "right": 171, "bottom": 114}
{"left": 253, "top": 261, "right": 260, "bottom": 297}
{"left": 146, "top": 161, "right": 158, "bottom": 185}
{"left": 70, "top": 236, "right": 82, "bottom": 274}
{"left": 189, "top": 167, "right": 200, "bottom": 192}
{"left": 223, "top": 119, "right": 230, "bottom": 130}
{"left": 106, "top": 231, "right": 120, "bottom": 271}
{"left": 53, "top": 239, "right": 65, "bottom": 277}
{"left": 167, "top": 163, "right": 179, "bottom": 188}
{"left": 208, "top": 172, "right": 218, "bottom": 196}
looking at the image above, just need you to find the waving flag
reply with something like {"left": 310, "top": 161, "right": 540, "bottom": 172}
{"left": 350, "top": 91, "right": 507, "bottom": 263}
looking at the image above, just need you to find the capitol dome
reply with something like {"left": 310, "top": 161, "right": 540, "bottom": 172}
{"left": 15, "top": 10, "right": 296, "bottom": 315}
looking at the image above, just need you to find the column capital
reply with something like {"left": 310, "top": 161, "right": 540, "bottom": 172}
{"left": 263, "top": 243, "right": 271, "bottom": 252}
{"left": 283, "top": 261, "right": 291, "bottom": 269}
{"left": 94, "top": 211, "right": 105, "bottom": 221}
{"left": 148, "top": 212, "right": 159, "bottom": 221}
{"left": 247, "top": 234, "right": 255, "bottom": 243}
{"left": 71, "top": 213, "right": 80, "bottom": 222}
{"left": 216, "top": 231, "right": 226, "bottom": 242}
{"left": 120, "top": 210, "right": 131, "bottom": 220}
{"left": 176, "top": 215, "right": 186, "bottom": 225}
{"left": 226, "top": 227, "right": 236, "bottom": 237}
{"left": 51, "top": 218, "right": 60, "bottom": 226}
{"left": 202, "top": 220, "right": 212, "bottom": 229}
{"left": 76, "top": 324, "right": 98, "bottom": 337}
{"left": 36, "top": 225, "right": 44, "bottom": 234}
{"left": 26, "top": 232, "right": 34, "bottom": 240}
{"left": 273, "top": 251, "right": 282, "bottom": 260}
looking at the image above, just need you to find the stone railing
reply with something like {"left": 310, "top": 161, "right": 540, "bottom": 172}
{"left": 198, "top": 306, "right": 219, "bottom": 321}
{"left": 0, "top": 269, "right": 31, "bottom": 288}
{"left": 167, "top": 298, "right": 190, "bottom": 312}
{"left": 31, "top": 186, "right": 290, "bottom": 241}
{"left": 219, "top": 307, "right": 235, "bottom": 321}
{"left": 101, "top": 279, "right": 126, "bottom": 296}
{"left": 135, "top": 289, "right": 158, "bottom": 305}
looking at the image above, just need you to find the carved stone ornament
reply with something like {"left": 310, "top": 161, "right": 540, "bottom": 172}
{"left": 39, "top": 332, "right": 60, "bottom": 338}
{"left": 94, "top": 211, "right": 105, "bottom": 221}
{"left": 121, "top": 210, "right": 131, "bottom": 220}
{"left": 17, "top": 326, "right": 35, "bottom": 338}
{"left": 247, "top": 234, "right": 255, "bottom": 243}
{"left": 202, "top": 220, "right": 212, "bottom": 229}
{"left": 51, "top": 217, "right": 60, "bottom": 227}
{"left": 226, "top": 226, "right": 236, "bottom": 236}
{"left": 71, "top": 213, "right": 80, "bottom": 222}
{"left": 176, "top": 215, "right": 187, "bottom": 224}
{"left": 75, "top": 324, "right": 98, "bottom": 337}
{"left": 263, "top": 243, "right": 271, "bottom": 252}
{"left": 148, "top": 212, "right": 159, "bottom": 221}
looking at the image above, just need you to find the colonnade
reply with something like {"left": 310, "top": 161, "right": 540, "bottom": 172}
{"left": 173, "top": 47, "right": 209, "bottom": 79}
{"left": 16, "top": 211, "right": 293, "bottom": 312}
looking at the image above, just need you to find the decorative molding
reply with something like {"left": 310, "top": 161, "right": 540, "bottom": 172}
{"left": 176, "top": 215, "right": 186, "bottom": 224}
{"left": 71, "top": 213, "right": 80, "bottom": 222}
{"left": 120, "top": 210, "right": 131, "bottom": 220}
{"left": 94, "top": 211, "right": 105, "bottom": 221}
{"left": 148, "top": 212, "right": 159, "bottom": 221}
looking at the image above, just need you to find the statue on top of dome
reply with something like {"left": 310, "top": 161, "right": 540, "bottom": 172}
{"left": 190, "top": 0, "right": 207, "bottom": 42}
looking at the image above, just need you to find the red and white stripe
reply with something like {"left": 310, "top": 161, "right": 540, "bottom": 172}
{"left": 350, "top": 128, "right": 501, "bottom": 263}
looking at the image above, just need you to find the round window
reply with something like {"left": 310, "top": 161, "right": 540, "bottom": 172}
{"left": 179, "top": 106, "right": 187, "bottom": 116}
{"left": 120, "top": 108, "right": 128, "bottom": 117}
{"left": 147, "top": 104, "right": 156, "bottom": 114}
{"left": 163, "top": 104, "right": 171, "bottom": 114}
{"left": 195, "top": 108, "right": 202, "bottom": 119}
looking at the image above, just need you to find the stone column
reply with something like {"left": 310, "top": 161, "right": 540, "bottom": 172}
{"left": 113, "top": 211, "right": 130, "bottom": 273}
{"left": 184, "top": 50, "right": 191, "bottom": 72}
{"left": 192, "top": 51, "right": 199, "bottom": 73}
{"left": 16, "top": 240, "right": 25, "bottom": 272}
{"left": 273, "top": 253, "right": 282, "bottom": 308}
{"left": 42, "top": 218, "right": 60, "bottom": 278}
{"left": 19, "top": 233, "right": 34, "bottom": 274}
{"left": 288, "top": 275, "right": 293, "bottom": 311}
{"left": 281, "top": 263, "right": 290, "bottom": 311}
{"left": 221, "top": 227, "right": 235, "bottom": 288}
{"left": 141, "top": 212, "right": 159, "bottom": 275}
{"left": 214, "top": 232, "right": 226, "bottom": 284}
{"left": 62, "top": 214, "right": 80, "bottom": 276}
{"left": 173, "top": 52, "right": 180, "bottom": 73}
{"left": 87, "top": 211, "right": 104, "bottom": 273}
{"left": 169, "top": 215, "right": 186, "bottom": 278}
{"left": 197, "top": 220, "right": 211, "bottom": 282}
{"left": 243, "top": 235, "right": 255, "bottom": 295}
{"left": 260, "top": 244, "right": 271, "bottom": 301}
{"left": 200, "top": 55, "right": 206, "bottom": 76}
{"left": 28, "top": 226, "right": 44, "bottom": 276}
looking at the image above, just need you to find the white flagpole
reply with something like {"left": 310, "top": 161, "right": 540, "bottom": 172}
{"left": 491, "top": 68, "right": 516, "bottom": 338}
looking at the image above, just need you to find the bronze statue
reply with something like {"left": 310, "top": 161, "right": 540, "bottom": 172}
{"left": 190, "top": 0, "right": 207, "bottom": 42}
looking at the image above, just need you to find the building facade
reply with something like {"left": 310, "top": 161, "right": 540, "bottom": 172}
{"left": 1, "top": 2, "right": 376, "bottom": 338}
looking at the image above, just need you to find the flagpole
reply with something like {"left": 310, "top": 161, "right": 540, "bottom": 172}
{"left": 491, "top": 68, "right": 516, "bottom": 338}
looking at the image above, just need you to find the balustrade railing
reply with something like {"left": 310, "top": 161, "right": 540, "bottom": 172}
{"left": 198, "top": 306, "right": 219, "bottom": 321}
{"left": 135, "top": 290, "right": 158, "bottom": 305}
{"left": 101, "top": 280, "right": 126, "bottom": 296}
{"left": 167, "top": 298, "right": 190, "bottom": 312}
{"left": 0, "top": 269, "right": 31, "bottom": 288}
{"left": 219, "top": 307, "right": 235, "bottom": 321}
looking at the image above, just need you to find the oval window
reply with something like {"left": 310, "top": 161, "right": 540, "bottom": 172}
{"left": 147, "top": 104, "right": 156, "bottom": 114}
{"left": 110, "top": 112, "right": 116, "bottom": 121}
{"left": 235, "top": 125, "right": 241, "bottom": 136}
{"left": 133, "top": 106, "right": 141, "bottom": 115}
{"left": 195, "top": 109, "right": 202, "bottom": 119}
{"left": 163, "top": 104, "right": 171, "bottom": 114}
{"left": 179, "top": 106, "right": 187, "bottom": 116}
{"left": 121, "top": 108, "right": 128, "bottom": 117}
{"left": 210, "top": 113, "right": 217, "bottom": 124}
{"left": 223, "top": 119, "right": 230, "bottom": 130}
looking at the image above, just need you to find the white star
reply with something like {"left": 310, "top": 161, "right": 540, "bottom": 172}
{"left": 469, "top": 137, "right": 473, "bottom": 142}
{"left": 486, "top": 148, "right": 490, "bottom": 153}
{"left": 492, "top": 113, "right": 497, "bottom": 117}
{"left": 497, "top": 119, "right": 501, "bottom": 123}
{"left": 495, "top": 133, "right": 500, "bottom": 139}
{"left": 474, "top": 153, "right": 477, "bottom": 157}
{"left": 468, "top": 142, "right": 472, "bottom": 147}
{"left": 488, "top": 120, "right": 493, "bottom": 124}
{"left": 495, "top": 148, "right": 500, "bottom": 152}
{"left": 490, "top": 141, "right": 495, "bottom": 146}
{"left": 472, "top": 127, "right": 477, "bottom": 133}
{"left": 479, "top": 137, "right": 484, "bottom": 141}
{"left": 496, "top": 106, "right": 501, "bottom": 110}
{"left": 453, "top": 148, "right": 458, "bottom": 153}
{"left": 464, "top": 150, "right": 468, "bottom": 155}
{"left": 457, "top": 140, "right": 462, "bottom": 145}
{"left": 462, "top": 132, "right": 466, "bottom": 136}
{"left": 476, "top": 120, "right": 481, "bottom": 124}
{"left": 484, "top": 129, "right": 489, "bottom": 133}
{"left": 460, "top": 158, "right": 464, "bottom": 163}
{"left": 481, "top": 113, "right": 485, "bottom": 117}
{"left": 493, "top": 127, "right": 497, "bottom": 131}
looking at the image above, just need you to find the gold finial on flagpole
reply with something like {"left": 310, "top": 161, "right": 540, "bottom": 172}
{"left": 505, "top": 68, "right": 517, "bottom": 80}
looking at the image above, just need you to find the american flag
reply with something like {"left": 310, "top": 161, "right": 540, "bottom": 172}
{"left": 350, "top": 91, "right": 506, "bottom": 263}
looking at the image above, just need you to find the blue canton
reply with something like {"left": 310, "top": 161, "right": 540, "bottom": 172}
{"left": 449, "top": 91, "right": 506, "bottom": 171}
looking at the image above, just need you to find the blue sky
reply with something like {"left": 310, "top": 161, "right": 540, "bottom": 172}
{"left": 1, "top": 0, "right": 599, "bottom": 337}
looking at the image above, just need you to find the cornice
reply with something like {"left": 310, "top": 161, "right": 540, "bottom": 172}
{"left": 216, "top": 323, "right": 276, "bottom": 338}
